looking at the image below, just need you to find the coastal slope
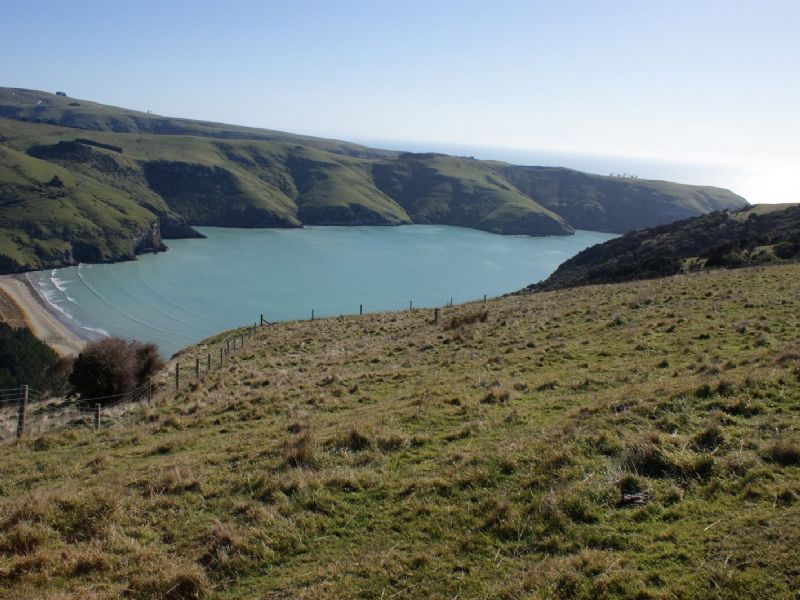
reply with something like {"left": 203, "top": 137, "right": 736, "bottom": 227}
{"left": 532, "top": 203, "right": 800, "bottom": 291}
{"left": 1, "top": 262, "right": 798, "bottom": 597}
{"left": 0, "top": 87, "right": 748, "bottom": 273}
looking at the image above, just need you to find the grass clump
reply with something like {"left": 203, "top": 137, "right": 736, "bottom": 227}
{"left": 446, "top": 309, "right": 489, "bottom": 330}
{"left": 762, "top": 438, "right": 800, "bottom": 466}
{"left": 126, "top": 562, "right": 209, "bottom": 599}
{"left": 283, "top": 429, "right": 317, "bottom": 468}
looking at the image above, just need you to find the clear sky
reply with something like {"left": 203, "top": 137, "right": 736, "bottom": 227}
{"left": 2, "top": 0, "right": 798, "bottom": 202}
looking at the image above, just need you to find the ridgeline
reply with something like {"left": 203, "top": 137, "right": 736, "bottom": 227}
{"left": 0, "top": 87, "right": 747, "bottom": 273}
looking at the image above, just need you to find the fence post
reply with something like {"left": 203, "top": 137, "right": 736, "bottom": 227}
{"left": 483, "top": 294, "right": 487, "bottom": 304}
{"left": 220, "top": 346, "right": 224, "bottom": 365}
{"left": 450, "top": 297, "right": 453, "bottom": 308}
{"left": 207, "top": 353, "right": 211, "bottom": 371}
{"left": 311, "top": 309, "right": 315, "bottom": 321}
{"left": 260, "top": 314, "right": 264, "bottom": 326}
{"left": 240, "top": 333, "right": 244, "bottom": 348}
{"left": 434, "top": 307, "right": 439, "bottom": 324}
{"left": 175, "top": 364, "right": 180, "bottom": 390}
{"left": 226, "top": 338, "right": 230, "bottom": 355}
{"left": 148, "top": 378, "right": 153, "bottom": 405}
{"left": 195, "top": 357, "right": 200, "bottom": 379}
{"left": 359, "top": 304, "right": 363, "bottom": 315}
{"left": 15, "top": 384, "right": 28, "bottom": 440}
{"left": 409, "top": 300, "right": 413, "bottom": 311}
{"left": 94, "top": 403, "right": 101, "bottom": 430}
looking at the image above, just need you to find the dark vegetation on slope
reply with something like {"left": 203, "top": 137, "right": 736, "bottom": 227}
{"left": 533, "top": 203, "right": 800, "bottom": 291}
{"left": 0, "top": 87, "right": 747, "bottom": 273}
{"left": 69, "top": 338, "right": 162, "bottom": 403}
{"left": 0, "top": 323, "right": 69, "bottom": 392}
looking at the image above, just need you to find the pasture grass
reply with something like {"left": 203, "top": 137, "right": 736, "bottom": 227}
{"left": 1, "top": 263, "right": 799, "bottom": 598}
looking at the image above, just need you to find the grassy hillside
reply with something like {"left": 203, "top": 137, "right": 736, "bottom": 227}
{"left": 496, "top": 165, "right": 746, "bottom": 233}
{"left": 374, "top": 153, "right": 572, "bottom": 235}
{"left": 0, "top": 87, "right": 748, "bottom": 274}
{"left": 534, "top": 203, "right": 800, "bottom": 291}
{"left": 0, "top": 143, "right": 165, "bottom": 272}
{"left": 1, "top": 263, "right": 798, "bottom": 598}
{"left": 0, "top": 88, "right": 394, "bottom": 159}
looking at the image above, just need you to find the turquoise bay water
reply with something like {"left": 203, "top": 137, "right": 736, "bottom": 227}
{"left": 28, "top": 226, "right": 615, "bottom": 357}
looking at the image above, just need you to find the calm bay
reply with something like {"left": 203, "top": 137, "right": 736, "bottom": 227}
{"left": 28, "top": 225, "right": 616, "bottom": 356}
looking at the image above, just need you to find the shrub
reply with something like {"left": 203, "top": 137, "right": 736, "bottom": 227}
{"left": 773, "top": 241, "right": 799, "bottom": 259}
{"left": 0, "top": 323, "right": 61, "bottom": 391}
{"left": 69, "top": 338, "right": 162, "bottom": 403}
{"left": 45, "top": 175, "right": 64, "bottom": 188}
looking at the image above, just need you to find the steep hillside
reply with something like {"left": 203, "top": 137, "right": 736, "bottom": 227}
{"left": 533, "top": 203, "right": 800, "bottom": 291}
{"left": 1, "top": 263, "right": 798, "bottom": 597}
{"left": 374, "top": 153, "right": 572, "bottom": 235}
{"left": 0, "top": 87, "right": 748, "bottom": 273}
{"left": 496, "top": 164, "right": 746, "bottom": 232}
{"left": 0, "top": 144, "right": 164, "bottom": 272}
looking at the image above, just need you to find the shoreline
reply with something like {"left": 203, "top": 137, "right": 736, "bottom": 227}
{"left": 0, "top": 274, "right": 90, "bottom": 356}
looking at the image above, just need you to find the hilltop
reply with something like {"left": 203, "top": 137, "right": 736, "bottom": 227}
{"left": 533, "top": 203, "right": 800, "bottom": 291}
{"left": 0, "top": 262, "right": 798, "bottom": 598}
{"left": 0, "top": 87, "right": 747, "bottom": 273}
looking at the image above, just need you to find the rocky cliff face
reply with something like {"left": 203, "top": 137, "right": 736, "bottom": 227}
{"left": 130, "top": 219, "right": 167, "bottom": 256}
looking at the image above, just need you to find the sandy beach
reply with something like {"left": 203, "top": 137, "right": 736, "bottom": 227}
{"left": 0, "top": 274, "right": 87, "bottom": 356}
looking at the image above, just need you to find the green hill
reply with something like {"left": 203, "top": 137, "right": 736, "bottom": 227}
{"left": 533, "top": 203, "right": 800, "bottom": 291}
{"left": 0, "top": 87, "right": 748, "bottom": 273}
{"left": 1, "top": 262, "right": 798, "bottom": 597}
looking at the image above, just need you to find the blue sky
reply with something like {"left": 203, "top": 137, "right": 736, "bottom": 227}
{"left": 2, "top": 0, "right": 798, "bottom": 202}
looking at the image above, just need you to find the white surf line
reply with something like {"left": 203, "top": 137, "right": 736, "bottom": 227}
{"left": 74, "top": 269, "right": 198, "bottom": 342}
{"left": 105, "top": 267, "right": 217, "bottom": 335}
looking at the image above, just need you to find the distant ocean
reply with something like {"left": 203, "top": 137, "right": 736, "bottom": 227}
{"left": 357, "top": 139, "right": 795, "bottom": 206}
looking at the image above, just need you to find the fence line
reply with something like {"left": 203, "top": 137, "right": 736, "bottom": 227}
{"left": 3, "top": 292, "right": 494, "bottom": 443}
{"left": 2, "top": 322, "right": 262, "bottom": 443}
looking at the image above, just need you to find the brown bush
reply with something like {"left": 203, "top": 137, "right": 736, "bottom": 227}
{"left": 69, "top": 338, "right": 163, "bottom": 403}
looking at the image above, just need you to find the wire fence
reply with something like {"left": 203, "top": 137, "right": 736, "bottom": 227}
{"left": 0, "top": 322, "right": 260, "bottom": 444}
{"left": 2, "top": 293, "right": 496, "bottom": 444}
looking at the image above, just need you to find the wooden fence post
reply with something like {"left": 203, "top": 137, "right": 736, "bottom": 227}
{"left": 195, "top": 358, "right": 200, "bottom": 379}
{"left": 240, "top": 333, "right": 244, "bottom": 348}
{"left": 359, "top": 304, "right": 363, "bottom": 315}
{"left": 226, "top": 338, "right": 230, "bottom": 355}
{"left": 483, "top": 294, "right": 487, "bottom": 304}
{"left": 175, "top": 364, "right": 180, "bottom": 390}
{"left": 434, "top": 307, "right": 439, "bottom": 324}
{"left": 409, "top": 300, "right": 413, "bottom": 310}
{"left": 311, "top": 309, "right": 315, "bottom": 321}
{"left": 207, "top": 353, "right": 211, "bottom": 371}
{"left": 94, "top": 403, "right": 101, "bottom": 430}
{"left": 220, "top": 346, "right": 224, "bottom": 365}
{"left": 260, "top": 314, "right": 264, "bottom": 326}
{"left": 15, "top": 384, "right": 28, "bottom": 440}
